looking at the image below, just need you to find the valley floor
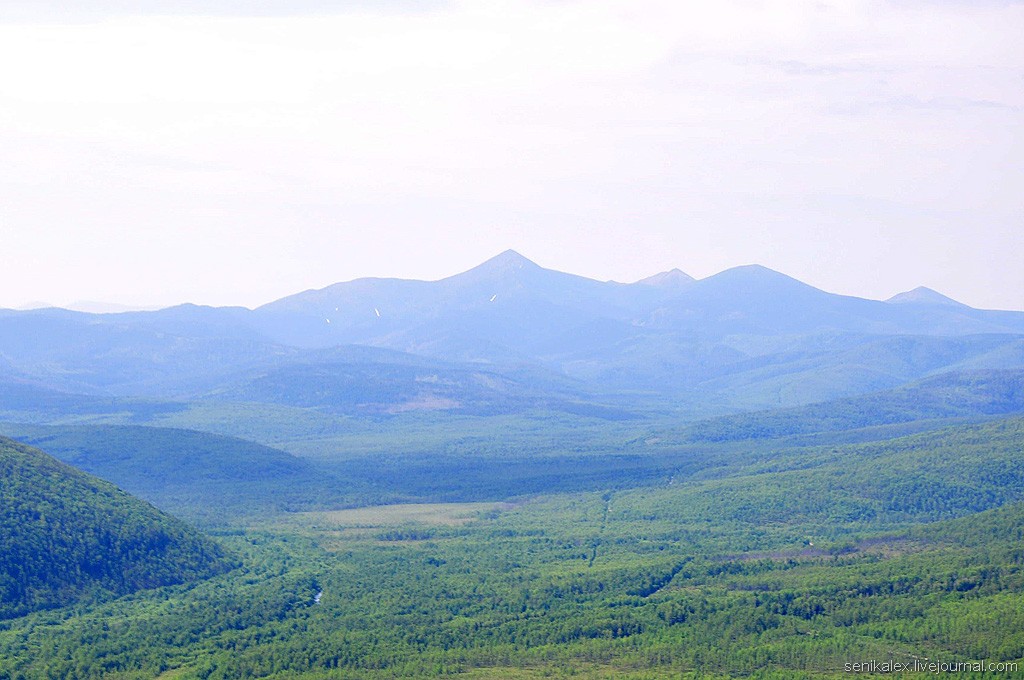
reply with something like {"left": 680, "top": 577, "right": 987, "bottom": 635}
{"left": 3, "top": 405, "right": 1024, "bottom": 679}
{"left": 3, "top": 453, "right": 1023, "bottom": 678}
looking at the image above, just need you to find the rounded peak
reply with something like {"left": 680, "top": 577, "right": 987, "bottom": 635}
{"left": 886, "top": 286, "right": 966, "bottom": 307}
{"left": 704, "top": 264, "right": 807, "bottom": 286}
{"left": 692, "top": 265, "right": 829, "bottom": 301}
{"left": 723, "top": 263, "right": 785, "bottom": 276}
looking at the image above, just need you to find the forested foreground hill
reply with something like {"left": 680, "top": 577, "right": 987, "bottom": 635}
{"left": 0, "top": 436, "right": 235, "bottom": 620}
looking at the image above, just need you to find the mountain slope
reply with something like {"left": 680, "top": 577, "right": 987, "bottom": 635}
{"left": 250, "top": 255, "right": 1024, "bottom": 400}
{"left": 887, "top": 285, "right": 967, "bottom": 307}
{"left": 0, "top": 425, "right": 352, "bottom": 523}
{"left": 643, "top": 265, "right": 1024, "bottom": 337}
{"left": 251, "top": 250, "right": 676, "bottom": 359}
{"left": 673, "top": 333, "right": 1024, "bottom": 410}
{"left": 205, "top": 347, "right": 625, "bottom": 417}
{"left": 680, "top": 368, "right": 1024, "bottom": 443}
{"left": 0, "top": 305, "right": 293, "bottom": 397}
{"left": 0, "top": 436, "right": 233, "bottom": 620}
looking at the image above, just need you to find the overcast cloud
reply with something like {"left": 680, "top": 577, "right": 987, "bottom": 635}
{"left": 0, "top": 0, "right": 1021, "bottom": 310}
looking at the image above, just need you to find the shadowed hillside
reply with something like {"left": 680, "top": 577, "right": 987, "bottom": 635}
{"left": 0, "top": 436, "right": 234, "bottom": 620}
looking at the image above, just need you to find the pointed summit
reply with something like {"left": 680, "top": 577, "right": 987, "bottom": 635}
{"left": 636, "top": 268, "right": 695, "bottom": 288}
{"left": 449, "top": 250, "right": 544, "bottom": 283}
{"left": 478, "top": 249, "right": 541, "bottom": 272}
{"left": 886, "top": 286, "right": 966, "bottom": 307}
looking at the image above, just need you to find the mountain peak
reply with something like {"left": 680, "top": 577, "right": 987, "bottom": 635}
{"left": 886, "top": 286, "right": 966, "bottom": 307}
{"left": 453, "top": 250, "right": 543, "bottom": 281}
{"left": 483, "top": 249, "right": 539, "bottom": 270}
{"left": 636, "top": 269, "right": 695, "bottom": 288}
{"left": 692, "top": 264, "right": 830, "bottom": 303}
{"left": 707, "top": 264, "right": 809, "bottom": 286}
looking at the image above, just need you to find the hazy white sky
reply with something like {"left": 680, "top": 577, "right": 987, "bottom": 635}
{"left": 1, "top": 0, "right": 1021, "bottom": 310}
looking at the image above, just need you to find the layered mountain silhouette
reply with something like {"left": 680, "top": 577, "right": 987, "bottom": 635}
{"left": 2, "top": 251, "right": 1024, "bottom": 414}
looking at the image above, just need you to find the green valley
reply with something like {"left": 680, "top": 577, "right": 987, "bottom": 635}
{"left": 1, "top": 415, "right": 1023, "bottom": 678}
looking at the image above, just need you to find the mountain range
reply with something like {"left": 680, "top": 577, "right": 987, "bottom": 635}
{"left": 3, "top": 250, "right": 1024, "bottom": 416}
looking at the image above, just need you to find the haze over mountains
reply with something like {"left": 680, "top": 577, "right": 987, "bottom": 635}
{"left": 4, "top": 251, "right": 1024, "bottom": 677}
{"left": 3, "top": 250, "right": 1024, "bottom": 416}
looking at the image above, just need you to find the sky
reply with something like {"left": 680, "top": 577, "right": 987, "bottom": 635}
{"left": 0, "top": 0, "right": 1021, "bottom": 311}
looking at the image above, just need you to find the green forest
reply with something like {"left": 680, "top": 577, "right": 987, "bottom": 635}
{"left": 1, "top": 413, "right": 1023, "bottom": 678}
{"left": 0, "top": 437, "right": 233, "bottom": 621}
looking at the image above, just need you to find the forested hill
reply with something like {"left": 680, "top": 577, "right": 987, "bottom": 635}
{"left": 0, "top": 436, "right": 234, "bottom": 620}
{"left": 680, "top": 368, "right": 1024, "bottom": 443}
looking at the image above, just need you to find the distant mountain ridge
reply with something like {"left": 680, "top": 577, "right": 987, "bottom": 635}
{"left": 2, "top": 251, "right": 1024, "bottom": 415}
